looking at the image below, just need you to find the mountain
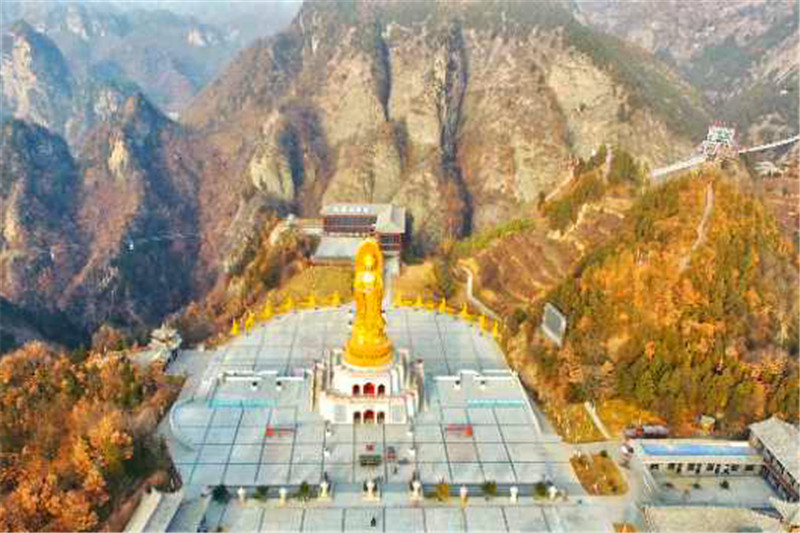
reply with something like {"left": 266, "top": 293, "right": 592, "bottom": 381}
{"left": 131, "top": 0, "right": 301, "bottom": 48}
{"left": 0, "top": 119, "right": 92, "bottom": 351}
{"left": 184, "top": 0, "right": 708, "bottom": 251}
{"left": 1, "top": 20, "right": 137, "bottom": 147}
{"left": 1, "top": 21, "right": 74, "bottom": 139}
{"left": 1, "top": 1, "right": 297, "bottom": 120}
{"left": 0, "top": 119, "right": 84, "bottom": 310}
{"left": 0, "top": 0, "right": 727, "bottom": 352}
{"left": 571, "top": 0, "right": 799, "bottom": 144}
{"left": 457, "top": 164, "right": 799, "bottom": 431}
{"left": 0, "top": 93, "right": 236, "bottom": 343}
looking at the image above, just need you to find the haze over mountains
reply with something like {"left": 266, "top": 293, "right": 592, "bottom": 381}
{"left": 0, "top": 0, "right": 797, "bottom": 354}
{"left": 572, "top": 0, "right": 798, "bottom": 144}
{"left": 1, "top": 0, "right": 299, "bottom": 143}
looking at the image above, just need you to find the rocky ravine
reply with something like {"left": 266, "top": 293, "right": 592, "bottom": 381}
{"left": 185, "top": 0, "right": 704, "bottom": 252}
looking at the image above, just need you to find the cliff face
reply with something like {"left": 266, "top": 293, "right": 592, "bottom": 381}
{"left": 185, "top": 1, "right": 705, "bottom": 250}
{"left": 1, "top": 21, "right": 135, "bottom": 148}
{"left": 1, "top": 22, "right": 75, "bottom": 140}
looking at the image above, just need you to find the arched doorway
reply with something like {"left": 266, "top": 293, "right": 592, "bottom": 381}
{"left": 353, "top": 412, "right": 362, "bottom": 424}
{"left": 364, "top": 410, "right": 375, "bottom": 424}
{"left": 352, "top": 384, "right": 360, "bottom": 395}
{"left": 364, "top": 382, "right": 375, "bottom": 396}
{"left": 377, "top": 384, "right": 386, "bottom": 396}
{"left": 377, "top": 412, "right": 385, "bottom": 424}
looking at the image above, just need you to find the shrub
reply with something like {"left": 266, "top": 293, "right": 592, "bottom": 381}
{"left": 436, "top": 482, "right": 450, "bottom": 502}
{"left": 298, "top": 481, "right": 312, "bottom": 501}
{"left": 212, "top": 484, "right": 230, "bottom": 503}
{"left": 599, "top": 450, "right": 609, "bottom": 459}
{"left": 452, "top": 218, "right": 535, "bottom": 256}
{"left": 507, "top": 307, "right": 529, "bottom": 336}
{"left": 544, "top": 172, "right": 605, "bottom": 232}
{"left": 607, "top": 147, "right": 643, "bottom": 186}
{"left": 482, "top": 481, "right": 497, "bottom": 499}
{"left": 433, "top": 257, "right": 456, "bottom": 299}
{"left": 567, "top": 382, "right": 588, "bottom": 403}
{"left": 720, "top": 480, "right": 730, "bottom": 490}
{"left": 534, "top": 481, "right": 548, "bottom": 498}
{"left": 255, "top": 485, "right": 269, "bottom": 500}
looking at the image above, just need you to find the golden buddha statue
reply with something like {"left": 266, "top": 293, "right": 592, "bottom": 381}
{"left": 344, "top": 239, "right": 393, "bottom": 367}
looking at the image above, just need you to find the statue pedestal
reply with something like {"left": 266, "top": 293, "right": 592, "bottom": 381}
{"left": 317, "top": 348, "right": 421, "bottom": 425}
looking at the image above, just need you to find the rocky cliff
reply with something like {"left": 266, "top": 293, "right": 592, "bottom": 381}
{"left": 1, "top": 20, "right": 136, "bottom": 148}
{"left": 184, "top": 0, "right": 707, "bottom": 250}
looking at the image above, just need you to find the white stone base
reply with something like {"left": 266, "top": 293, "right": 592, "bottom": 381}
{"left": 316, "top": 349, "right": 424, "bottom": 425}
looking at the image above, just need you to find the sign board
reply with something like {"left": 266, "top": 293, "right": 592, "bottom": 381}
{"left": 541, "top": 303, "right": 567, "bottom": 347}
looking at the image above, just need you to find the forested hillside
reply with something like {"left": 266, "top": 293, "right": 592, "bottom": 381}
{"left": 529, "top": 172, "right": 798, "bottom": 432}
{"left": 0, "top": 343, "right": 182, "bottom": 531}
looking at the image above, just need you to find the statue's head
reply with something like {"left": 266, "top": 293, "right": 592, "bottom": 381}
{"left": 363, "top": 253, "right": 376, "bottom": 270}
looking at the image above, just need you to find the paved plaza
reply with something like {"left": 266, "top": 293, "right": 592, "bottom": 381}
{"left": 203, "top": 500, "right": 613, "bottom": 532}
{"left": 161, "top": 307, "right": 602, "bottom": 531}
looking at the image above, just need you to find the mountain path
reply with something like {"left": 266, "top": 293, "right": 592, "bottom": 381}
{"left": 679, "top": 181, "right": 715, "bottom": 272}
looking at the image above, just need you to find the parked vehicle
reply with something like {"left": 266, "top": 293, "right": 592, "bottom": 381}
{"left": 623, "top": 425, "right": 669, "bottom": 439}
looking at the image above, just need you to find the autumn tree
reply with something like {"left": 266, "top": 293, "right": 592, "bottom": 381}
{"left": 0, "top": 342, "right": 181, "bottom": 531}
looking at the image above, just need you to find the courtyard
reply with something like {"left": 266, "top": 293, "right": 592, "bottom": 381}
{"left": 160, "top": 306, "right": 607, "bottom": 531}
{"left": 650, "top": 472, "right": 779, "bottom": 508}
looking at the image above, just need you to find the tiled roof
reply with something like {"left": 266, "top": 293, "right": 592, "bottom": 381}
{"left": 750, "top": 416, "right": 800, "bottom": 481}
{"left": 311, "top": 236, "right": 363, "bottom": 261}
{"left": 320, "top": 203, "right": 406, "bottom": 233}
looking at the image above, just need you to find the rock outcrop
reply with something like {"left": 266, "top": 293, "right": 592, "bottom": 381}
{"left": 185, "top": 0, "right": 705, "bottom": 250}
{"left": 1, "top": 22, "right": 75, "bottom": 140}
{"left": 1, "top": 21, "right": 134, "bottom": 148}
